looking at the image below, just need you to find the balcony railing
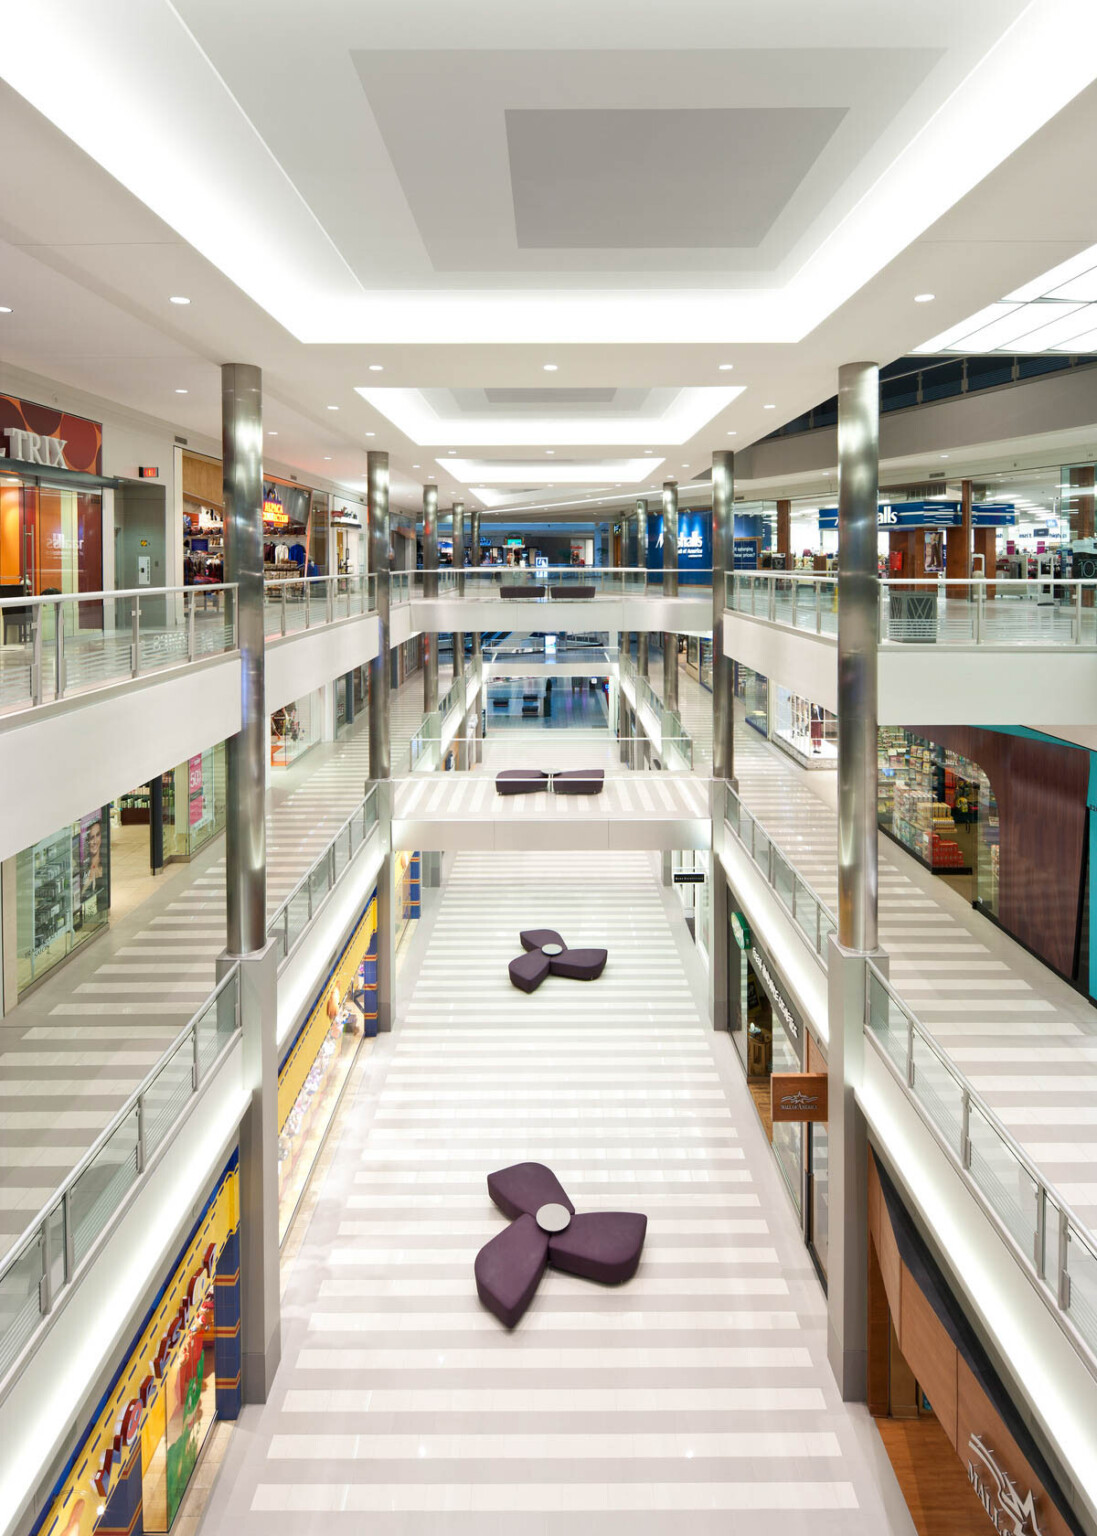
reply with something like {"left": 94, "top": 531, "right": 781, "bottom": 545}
{"left": 619, "top": 651, "right": 693, "bottom": 770}
{"left": 420, "top": 566, "right": 711, "bottom": 598}
{"left": 723, "top": 783, "right": 837, "bottom": 965}
{"left": 866, "top": 961, "right": 1097, "bottom": 1375}
{"left": 726, "top": 571, "right": 1097, "bottom": 646}
{"left": 0, "top": 965, "right": 242, "bottom": 1394}
{"left": 267, "top": 786, "right": 381, "bottom": 966}
{"left": 0, "top": 584, "right": 237, "bottom": 715}
{"left": 263, "top": 573, "right": 375, "bottom": 636}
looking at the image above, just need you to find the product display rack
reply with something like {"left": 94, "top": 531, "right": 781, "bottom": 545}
{"left": 31, "top": 830, "right": 72, "bottom": 958}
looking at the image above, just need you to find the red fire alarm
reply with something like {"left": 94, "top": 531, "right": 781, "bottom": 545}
{"left": 138, "top": 466, "right": 159, "bottom": 479}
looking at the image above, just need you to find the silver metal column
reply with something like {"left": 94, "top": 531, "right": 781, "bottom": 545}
{"left": 368, "top": 450, "right": 395, "bottom": 1031}
{"left": 836, "top": 365, "right": 879, "bottom": 954}
{"left": 222, "top": 364, "right": 266, "bottom": 955}
{"left": 635, "top": 499, "right": 649, "bottom": 677}
{"left": 711, "top": 451, "right": 734, "bottom": 785}
{"left": 470, "top": 507, "right": 483, "bottom": 763}
{"left": 221, "top": 364, "right": 279, "bottom": 1402}
{"left": 662, "top": 479, "right": 679, "bottom": 712}
{"left": 451, "top": 502, "right": 467, "bottom": 764}
{"left": 827, "top": 361, "right": 881, "bottom": 1403}
{"left": 422, "top": 483, "right": 439, "bottom": 714}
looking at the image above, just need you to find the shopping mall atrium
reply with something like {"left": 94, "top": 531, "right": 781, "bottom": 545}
{"left": 4, "top": 4, "right": 1097, "bottom": 1534}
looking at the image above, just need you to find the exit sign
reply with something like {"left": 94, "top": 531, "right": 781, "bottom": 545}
{"left": 138, "top": 466, "right": 159, "bottom": 479}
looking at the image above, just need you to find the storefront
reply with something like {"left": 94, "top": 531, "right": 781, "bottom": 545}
{"left": 727, "top": 902, "right": 829, "bottom": 1281}
{"left": 277, "top": 897, "right": 379, "bottom": 1241}
{"left": 773, "top": 686, "right": 836, "bottom": 769}
{"left": 733, "top": 662, "right": 769, "bottom": 738}
{"left": 683, "top": 636, "right": 712, "bottom": 691}
{"left": 117, "top": 745, "right": 227, "bottom": 864}
{"left": 330, "top": 497, "right": 364, "bottom": 574}
{"left": 868, "top": 1149, "right": 1084, "bottom": 1536}
{"left": 12, "top": 807, "right": 111, "bottom": 997}
{"left": 271, "top": 690, "right": 323, "bottom": 768}
{"left": 1, "top": 394, "right": 106, "bottom": 609}
{"left": 32, "top": 1155, "right": 241, "bottom": 1536}
{"left": 182, "top": 451, "right": 326, "bottom": 584}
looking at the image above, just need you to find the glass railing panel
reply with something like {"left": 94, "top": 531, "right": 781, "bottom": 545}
{"left": 911, "top": 1033, "right": 965, "bottom": 1158}
{"left": 1065, "top": 1222, "right": 1097, "bottom": 1355}
{"left": 772, "top": 848, "right": 794, "bottom": 913}
{"left": 69, "top": 1105, "right": 141, "bottom": 1269}
{"left": 142, "top": 1036, "right": 194, "bottom": 1161}
{"left": 866, "top": 967, "right": 908, "bottom": 1075}
{"left": 0, "top": 1235, "right": 46, "bottom": 1381}
{"left": 194, "top": 970, "right": 239, "bottom": 1080}
{"left": 967, "top": 1100, "right": 1039, "bottom": 1260}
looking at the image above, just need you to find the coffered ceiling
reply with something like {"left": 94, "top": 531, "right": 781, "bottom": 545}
{"left": 2, "top": 0, "right": 1097, "bottom": 518}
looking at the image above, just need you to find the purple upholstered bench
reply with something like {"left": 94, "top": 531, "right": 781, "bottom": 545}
{"left": 509, "top": 929, "right": 607, "bottom": 991}
{"left": 508, "top": 949, "right": 551, "bottom": 993}
{"left": 495, "top": 769, "right": 549, "bottom": 796}
{"left": 550, "top": 584, "right": 595, "bottom": 599}
{"left": 475, "top": 1162, "right": 647, "bottom": 1326}
{"left": 552, "top": 768, "right": 604, "bottom": 795}
{"left": 500, "top": 584, "right": 546, "bottom": 599}
{"left": 548, "top": 948, "right": 607, "bottom": 981}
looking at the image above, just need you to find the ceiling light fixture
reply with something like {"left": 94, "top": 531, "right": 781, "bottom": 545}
{"left": 365, "top": 431, "right": 375, "bottom": 437}
{"left": 168, "top": 295, "right": 190, "bottom": 305}
{"left": 268, "top": 431, "right": 278, "bottom": 436}
{"left": 175, "top": 388, "right": 188, "bottom": 394}
{"left": 763, "top": 403, "right": 776, "bottom": 410}
{"left": 718, "top": 363, "right": 734, "bottom": 371}
{"left": 327, "top": 404, "right": 339, "bottom": 411}
{"left": 543, "top": 363, "right": 558, "bottom": 372}
{"left": 546, "top": 450, "right": 555, "bottom": 455}
{"left": 323, "top": 455, "right": 332, "bottom": 461}
{"left": 914, "top": 293, "right": 936, "bottom": 303}
{"left": 368, "top": 364, "right": 383, "bottom": 372}
{"left": 0, "top": 306, "right": 12, "bottom": 314}
{"left": 727, "top": 431, "right": 737, "bottom": 436}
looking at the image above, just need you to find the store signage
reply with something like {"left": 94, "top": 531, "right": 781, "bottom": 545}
{"left": 733, "top": 537, "right": 759, "bottom": 570}
{"left": 0, "top": 393, "right": 103, "bottom": 474}
{"left": 967, "top": 1434, "right": 1046, "bottom": 1536}
{"left": 771, "top": 1072, "right": 828, "bottom": 1123}
{"left": 731, "top": 911, "right": 751, "bottom": 950}
{"left": 751, "top": 946, "right": 799, "bottom": 1043}
{"left": 817, "top": 501, "right": 1016, "bottom": 530}
{"left": 674, "top": 871, "right": 706, "bottom": 884}
{"left": 263, "top": 491, "right": 289, "bottom": 526}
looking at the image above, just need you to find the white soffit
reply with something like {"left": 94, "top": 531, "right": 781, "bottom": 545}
{"left": 3, "top": 2, "right": 1097, "bottom": 344}
{"left": 915, "top": 243, "right": 1097, "bottom": 353}
{"left": 442, "top": 458, "right": 663, "bottom": 485}
{"left": 356, "top": 387, "right": 742, "bottom": 446}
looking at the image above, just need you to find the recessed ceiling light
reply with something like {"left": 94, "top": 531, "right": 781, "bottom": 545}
{"left": 169, "top": 295, "right": 190, "bottom": 305}
{"left": 268, "top": 430, "right": 278, "bottom": 436}
{"left": 681, "top": 463, "right": 689, "bottom": 468}
{"left": 0, "top": 305, "right": 12, "bottom": 314}
{"left": 644, "top": 449, "right": 654, "bottom": 455}
{"left": 940, "top": 453, "right": 950, "bottom": 459}
{"left": 763, "top": 403, "right": 776, "bottom": 410}
{"left": 327, "top": 404, "right": 339, "bottom": 411}
{"left": 543, "top": 363, "right": 558, "bottom": 372}
{"left": 546, "top": 450, "right": 555, "bottom": 456}
{"left": 368, "top": 364, "right": 384, "bottom": 372}
{"left": 175, "top": 388, "right": 188, "bottom": 394}
{"left": 365, "top": 431, "right": 375, "bottom": 437}
{"left": 718, "top": 363, "right": 734, "bottom": 371}
{"left": 413, "top": 463, "right": 420, "bottom": 469}
{"left": 324, "top": 455, "right": 332, "bottom": 460}
{"left": 914, "top": 293, "right": 936, "bottom": 303}
{"left": 727, "top": 431, "right": 738, "bottom": 436}
{"left": 448, "top": 449, "right": 456, "bottom": 454}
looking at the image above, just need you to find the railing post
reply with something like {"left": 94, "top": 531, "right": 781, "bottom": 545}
{"left": 1076, "top": 583, "right": 1084, "bottom": 646}
{"left": 790, "top": 579, "right": 798, "bottom": 628}
{"left": 906, "top": 1012, "right": 915, "bottom": 1088}
{"left": 974, "top": 584, "right": 983, "bottom": 645}
{"left": 187, "top": 588, "right": 197, "bottom": 662}
{"left": 130, "top": 595, "right": 141, "bottom": 678}
{"left": 816, "top": 580, "right": 822, "bottom": 633}
{"left": 1034, "top": 1184, "right": 1047, "bottom": 1277}
{"left": 191, "top": 1021, "right": 200, "bottom": 1090}
{"left": 768, "top": 578, "right": 776, "bottom": 623}
{"left": 39, "top": 1219, "right": 53, "bottom": 1315}
{"left": 31, "top": 603, "right": 43, "bottom": 706}
{"left": 961, "top": 1088, "right": 971, "bottom": 1169}
{"left": 280, "top": 585, "right": 286, "bottom": 637}
{"left": 61, "top": 1188, "right": 75, "bottom": 1282}
{"left": 56, "top": 603, "right": 67, "bottom": 698}
{"left": 326, "top": 578, "right": 334, "bottom": 626}
{"left": 136, "top": 1095, "right": 146, "bottom": 1174}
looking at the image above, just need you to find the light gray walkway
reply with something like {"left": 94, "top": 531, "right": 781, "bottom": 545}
{"left": 198, "top": 847, "right": 912, "bottom": 1535}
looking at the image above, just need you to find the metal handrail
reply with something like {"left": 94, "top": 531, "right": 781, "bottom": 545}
{"left": 722, "top": 782, "right": 837, "bottom": 965}
{"left": 865, "top": 958, "right": 1097, "bottom": 1378}
{"left": 0, "top": 963, "right": 242, "bottom": 1392}
{"left": 266, "top": 785, "right": 381, "bottom": 965}
{"left": 618, "top": 651, "right": 694, "bottom": 769}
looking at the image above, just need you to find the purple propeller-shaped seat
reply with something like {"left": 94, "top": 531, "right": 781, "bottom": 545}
{"left": 507, "top": 930, "right": 607, "bottom": 992}
{"left": 474, "top": 1161, "right": 646, "bottom": 1327}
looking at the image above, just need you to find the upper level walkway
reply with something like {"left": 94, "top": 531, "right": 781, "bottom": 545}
{"left": 0, "top": 664, "right": 447, "bottom": 1266}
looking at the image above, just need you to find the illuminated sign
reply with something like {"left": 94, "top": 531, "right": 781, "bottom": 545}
{"left": 263, "top": 493, "right": 289, "bottom": 526}
{"left": 138, "top": 466, "right": 159, "bottom": 479}
{"left": 817, "top": 501, "right": 1016, "bottom": 530}
{"left": 731, "top": 911, "right": 751, "bottom": 949}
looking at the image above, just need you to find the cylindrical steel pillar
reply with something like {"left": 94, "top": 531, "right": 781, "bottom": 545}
{"left": 662, "top": 480, "right": 679, "bottom": 711}
{"left": 470, "top": 507, "right": 483, "bottom": 761}
{"left": 836, "top": 363, "right": 879, "bottom": 954}
{"left": 451, "top": 502, "right": 466, "bottom": 761}
{"left": 636, "top": 498, "right": 649, "bottom": 678}
{"left": 368, "top": 451, "right": 391, "bottom": 781}
{"left": 222, "top": 363, "right": 266, "bottom": 955}
{"left": 711, "top": 451, "right": 734, "bottom": 784}
{"left": 422, "top": 483, "right": 439, "bottom": 714}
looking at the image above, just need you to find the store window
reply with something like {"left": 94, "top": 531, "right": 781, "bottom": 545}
{"left": 271, "top": 690, "right": 323, "bottom": 768}
{"left": 878, "top": 728, "right": 994, "bottom": 899}
{"left": 15, "top": 808, "right": 110, "bottom": 995}
{"left": 142, "top": 1276, "right": 217, "bottom": 1531}
{"left": 734, "top": 663, "right": 769, "bottom": 737}
{"left": 773, "top": 687, "right": 837, "bottom": 768}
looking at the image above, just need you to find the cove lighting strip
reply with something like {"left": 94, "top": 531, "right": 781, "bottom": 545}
{"left": 358, "top": 388, "right": 740, "bottom": 448}
{"left": 915, "top": 243, "right": 1097, "bottom": 354}
{"left": 440, "top": 458, "right": 664, "bottom": 485}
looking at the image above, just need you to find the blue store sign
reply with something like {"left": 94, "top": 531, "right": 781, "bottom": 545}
{"left": 646, "top": 512, "right": 712, "bottom": 586}
{"left": 817, "top": 500, "right": 1015, "bottom": 530}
